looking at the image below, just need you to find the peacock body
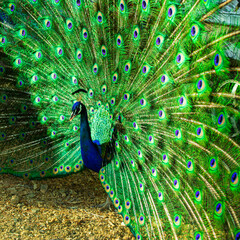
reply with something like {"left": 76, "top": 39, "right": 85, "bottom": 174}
{"left": 0, "top": 0, "right": 240, "bottom": 239}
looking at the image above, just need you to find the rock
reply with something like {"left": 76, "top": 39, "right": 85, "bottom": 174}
{"left": 33, "top": 183, "right": 38, "bottom": 190}
{"left": 27, "top": 193, "right": 35, "bottom": 199}
{"left": 11, "top": 195, "right": 20, "bottom": 204}
{"left": 31, "top": 208, "right": 40, "bottom": 214}
{"left": 8, "top": 187, "right": 17, "bottom": 194}
{"left": 40, "top": 184, "right": 48, "bottom": 194}
{"left": 61, "top": 192, "right": 67, "bottom": 197}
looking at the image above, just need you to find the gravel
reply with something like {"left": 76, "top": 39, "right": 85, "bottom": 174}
{"left": 0, "top": 169, "right": 133, "bottom": 240}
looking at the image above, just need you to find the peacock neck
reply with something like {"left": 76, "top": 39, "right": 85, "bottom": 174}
{"left": 79, "top": 104, "right": 103, "bottom": 172}
{"left": 80, "top": 104, "right": 91, "bottom": 140}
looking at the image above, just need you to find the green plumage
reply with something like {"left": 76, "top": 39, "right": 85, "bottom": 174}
{"left": 0, "top": 0, "right": 240, "bottom": 239}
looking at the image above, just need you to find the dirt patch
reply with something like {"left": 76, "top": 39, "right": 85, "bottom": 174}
{"left": 0, "top": 170, "right": 134, "bottom": 240}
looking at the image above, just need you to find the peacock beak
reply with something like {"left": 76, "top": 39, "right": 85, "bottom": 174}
{"left": 69, "top": 112, "right": 76, "bottom": 121}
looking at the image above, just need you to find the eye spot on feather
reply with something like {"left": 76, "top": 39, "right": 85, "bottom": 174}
{"left": 97, "top": 12, "right": 103, "bottom": 23}
{"left": 162, "top": 154, "right": 168, "bottom": 164}
{"left": 138, "top": 150, "right": 142, "bottom": 158}
{"left": 190, "top": 24, "right": 200, "bottom": 41}
{"left": 66, "top": 19, "right": 73, "bottom": 30}
{"left": 215, "top": 202, "right": 223, "bottom": 216}
{"left": 139, "top": 182, "right": 144, "bottom": 192}
{"left": 155, "top": 35, "right": 164, "bottom": 48}
{"left": 124, "top": 62, "right": 131, "bottom": 73}
{"left": 110, "top": 190, "right": 114, "bottom": 198}
{"left": 217, "top": 113, "right": 226, "bottom": 127}
{"left": 195, "top": 190, "right": 201, "bottom": 201}
{"left": 149, "top": 135, "right": 154, "bottom": 143}
{"left": 196, "top": 78, "right": 206, "bottom": 92}
{"left": 35, "top": 96, "right": 41, "bottom": 103}
{"left": 117, "top": 205, "right": 123, "bottom": 213}
{"left": 92, "top": 63, "right": 98, "bottom": 74}
{"left": 40, "top": 170, "right": 46, "bottom": 177}
{"left": 187, "top": 160, "right": 194, "bottom": 172}
{"left": 196, "top": 127, "right": 204, "bottom": 138}
{"left": 82, "top": 28, "right": 88, "bottom": 40}
{"left": 56, "top": 47, "right": 63, "bottom": 57}
{"left": 231, "top": 171, "right": 239, "bottom": 187}
{"left": 167, "top": 5, "right": 176, "bottom": 20}
{"left": 0, "top": 132, "right": 6, "bottom": 140}
{"left": 53, "top": 167, "right": 58, "bottom": 174}
{"left": 88, "top": 89, "right": 94, "bottom": 98}
{"left": 139, "top": 215, "right": 145, "bottom": 226}
{"left": 236, "top": 231, "right": 240, "bottom": 240}
{"left": 76, "top": 0, "right": 81, "bottom": 7}
{"left": 1, "top": 37, "right": 6, "bottom": 44}
{"left": 133, "top": 27, "right": 140, "bottom": 40}
{"left": 214, "top": 53, "right": 223, "bottom": 69}
{"left": 2, "top": 94, "right": 7, "bottom": 102}
{"left": 110, "top": 97, "right": 115, "bottom": 105}
{"left": 119, "top": 0, "right": 125, "bottom": 12}
{"left": 195, "top": 232, "right": 202, "bottom": 240}
{"left": 65, "top": 166, "right": 72, "bottom": 173}
{"left": 176, "top": 53, "right": 184, "bottom": 65}
{"left": 140, "top": 98, "right": 146, "bottom": 106}
{"left": 116, "top": 35, "right": 123, "bottom": 47}
{"left": 19, "top": 29, "right": 27, "bottom": 38}
{"left": 160, "top": 74, "right": 166, "bottom": 83}
{"left": 9, "top": 3, "right": 15, "bottom": 12}
{"left": 178, "top": 96, "right": 187, "bottom": 107}
{"left": 112, "top": 72, "right": 118, "bottom": 82}
{"left": 173, "top": 179, "right": 180, "bottom": 190}
{"left": 114, "top": 198, "right": 120, "bottom": 208}
{"left": 209, "top": 157, "right": 217, "bottom": 170}
{"left": 76, "top": 49, "right": 83, "bottom": 61}
{"left": 158, "top": 110, "right": 166, "bottom": 120}
{"left": 59, "top": 115, "right": 65, "bottom": 122}
{"left": 136, "top": 234, "right": 142, "bottom": 240}
{"left": 175, "top": 129, "right": 181, "bottom": 138}
{"left": 174, "top": 215, "right": 181, "bottom": 226}
{"left": 158, "top": 191, "right": 163, "bottom": 201}
{"left": 124, "top": 214, "right": 131, "bottom": 225}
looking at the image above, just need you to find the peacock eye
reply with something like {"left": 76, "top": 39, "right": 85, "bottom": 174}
{"left": 155, "top": 34, "right": 164, "bottom": 48}
{"left": 44, "top": 19, "right": 52, "bottom": 29}
{"left": 214, "top": 53, "right": 223, "bottom": 69}
{"left": 133, "top": 27, "right": 140, "bottom": 40}
{"left": 76, "top": 49, "right": 83, "bottom": 61}
{"left": 82, "top": 28, "right": 88, "bottom": 40}
{"left": 101, "top": 45, "right": 107, "bottom": 57}
{"left": 119, "top": 0, "right": 125, "bottom": 12}
{"left": 141, "top": 0, "right": 148, "bottom": 10}
{"left": 97, "top": 12, "right": 103, "bottom": 23}
{"left": 167, "top": 5, "right": 177, "bottom": 20}
{"left": 116, "top": 35, "right": 123, "bottom": 47}
{"left": 190, "top": 24, "right": 200, "bottom": 40}
{"left": 92, "top": 63, "right": 98, "bottom": 75}
{"left": 176, "top": 53, "right": 185, "bottom": 65}
{"left": 9, "top": 3, "right": 15, "bottom": 13}
{"left": 76, "top": 0, "right": 81, "bottom": 7}
{"left": 66, "top": 19, "right": 73, "bottom": 30}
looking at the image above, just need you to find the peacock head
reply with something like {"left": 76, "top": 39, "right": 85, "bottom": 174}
{"left": 70, "top": 88, "right": 88, "bottom": 121}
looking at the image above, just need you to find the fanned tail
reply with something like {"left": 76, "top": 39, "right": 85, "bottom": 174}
{"left": 0, "top": 0, "right": 240, "bottom": 239}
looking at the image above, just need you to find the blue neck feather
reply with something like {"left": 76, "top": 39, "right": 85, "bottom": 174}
{"left": 80, "top": 104, "right": 103, "bottom": 172}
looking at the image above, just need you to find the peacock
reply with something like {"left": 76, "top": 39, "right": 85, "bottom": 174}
{"left": 0, "top": 0, "right": 240, "bottom": 239}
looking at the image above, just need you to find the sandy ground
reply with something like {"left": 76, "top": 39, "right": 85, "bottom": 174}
{"left": 0, "top": 170, "right": 134, "bottom": 240}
